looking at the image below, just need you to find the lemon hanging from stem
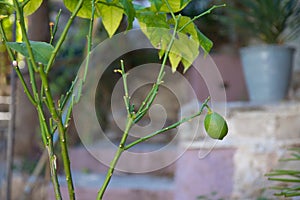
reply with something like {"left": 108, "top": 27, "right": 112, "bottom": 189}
{"left": 204, "top": 107, "right": 228, "bottom": 140}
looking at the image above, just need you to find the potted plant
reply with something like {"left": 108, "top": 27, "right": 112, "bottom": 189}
{"left": 225, "top": 0, "right": 300, "bottom": 103}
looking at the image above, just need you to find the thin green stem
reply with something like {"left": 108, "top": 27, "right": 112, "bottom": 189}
{"left": 119, "top": 60, "right": 131, "bottom": 117}
{"left": 63, "top": 96, "right": 74, "bottom": 128}
{"left": 46, "top": 0, "right": 84, "bottom": 73}
{"left": 135, "top": 14, "right": 180, "bottom": 123}
{"left": 26, "top": 59, "right": 39, "bottom": 101}
{"left": 177, "top": 4, "right": 226, "bottom": 33}
{"left": 38, "top": 64, "right": 75, "bottom": 200}
{"left": 20, "top": 0, "right": 30, "bottom": 8}
{"left": 1, "top": 11, "right": 62, "bottom": 199}
{"left": 164, "top": 0, "right": 176, "bottom": 20}
{"left": 49, "top": 9, "right": 62, "bottom": 45}
{"left": 97, "top": 118, "right": 134, "bottom": 200}
{"left": 205, "top": 104, "right": 212, "bottom": 113}
{"left": 0, "top": 21, "right": 37, "bottom": 106}
{"left": 125, "top": 97, "right": 210, "bottom": 150}
{"left": 83, "top": 0, "right": 95, "bottom": 82}
{"left": 36, "top": 106, "right": 62, "bottom": 200}
{"left": 27, "top": 60, "right": 62, "bottom": 199}
{"left": 97, "top": 5, "right": 182, "bottom": 199}
{"left": 61, "top": 77, "right": 78, "bottom": 109}
{"left": 12, "top": 0, "right": 38, "bottom": 72}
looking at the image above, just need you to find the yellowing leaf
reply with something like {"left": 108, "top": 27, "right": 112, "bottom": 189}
{"left": 169, "top": 52, "right": 181, "bottom": 72}
{"left": 99, "top": 4, "right": 123, "bottom": 37}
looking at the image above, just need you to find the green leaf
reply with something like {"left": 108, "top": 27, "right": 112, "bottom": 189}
{"left": 151, "top": 0, "right": 191, "bottom": 12}
{"left": 0, "top": 1, "right": 14, "bottom": 15}
{"left": 64, "top": 0, "right": 125, "bottom": 36}
{"left": 171, "top": 32, "right": 199, "bottom": 72}
{"left": 166, "top": 16, "right": 202, "bottom": 72}
{"left": 169, "top": 16, "right": 199, "bottom": 44}
{"left": 98, "top": 3, "right": 123, "bottom": 37}
{"left": 63, "top": 0, "right": 101, "bottom": 18}
{"left": 136, "top": 11, "right": 170, "bottom": 48}
{"left": 149, "top": 0, "right": 163, "bottom": 11}
{"left": 23, "top": 0, "right": 43, "bottom": 16}
{"left": 7, "top": 41, "right": 54, "bottom": 65}
{"left": 120, "top": 0, "right": 135, "bottom": 30}
{"left": 137, "top": 13, "right": 205, "bottom": 73}
{"left": 196, "top": 28, "right": 213, "bottom": 55}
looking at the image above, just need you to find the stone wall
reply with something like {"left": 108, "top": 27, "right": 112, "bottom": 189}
{"left": 177, "top": 100, "right": 300, "bottom": 199}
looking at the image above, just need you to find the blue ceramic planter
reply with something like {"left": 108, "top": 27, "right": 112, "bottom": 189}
{"left": 240, "top": 45, "right": 295, "bottom": 103}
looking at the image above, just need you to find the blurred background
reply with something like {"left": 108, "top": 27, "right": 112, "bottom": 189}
{"left": 0, "top": 0, "right": 300, "bottom": 199}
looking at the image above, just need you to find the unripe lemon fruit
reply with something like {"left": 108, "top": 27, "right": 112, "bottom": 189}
{"left": 204, "top": 112, "right": 228, "bottom": 140}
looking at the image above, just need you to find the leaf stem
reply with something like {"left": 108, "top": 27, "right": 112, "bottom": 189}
{"left": 12, "top": 0, "right": 38, "bottom": 72}
{"left": 134, "top": 13, "right": 180, "bottom": 123}
{"left": 83, "top": 1, "right": 95, "bottom": 82}
{"left": 0, "top": 21, "right": 37, "bottom": 106}
{"left": 97, "top": 118, "right": 134, "bottom": 200}
{"left": 36, "top": 106, "right": 62, "bottom": 200}
{"left": 49, "top": 9, "right": 62, "bottom": 45}
{"left": 97, "top": 5, "right": 182, "bottom": 199}
{"left": 178, "top": 4, "right": 226, "bottom": 33}
{"left": 1, "top": 10, "right": 63, "bottom": 200}
{"left": 20, "top": 0, "right": 30, "bottom": 8}
{"left": 46, "top": 0, "right": 84, "bottom": 73}
{"left": 38, "top": 64, "right": 76, "bottom": 200}
{"left": 119, "top": 60, "right": 131, "bottom": 117}
{"left": 125, "top": 97, "right": 210, "bottom": 150}
{"left": 164, "top": 0, "right": 176, "bottom": 20}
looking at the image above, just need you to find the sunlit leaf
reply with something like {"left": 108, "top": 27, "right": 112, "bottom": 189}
{"left": 149, "top": 0, "right": 163, "bottom": 11}
{"left": 137, "top": 12, "right": 207, "bottom": 73}
{"left": 170, "top": 16, "right": 198, "bottom": 43}
{"left": 7, "top": 41, "right": 54, "bottom": 64}
{"left": 136, "top": 11, "right": 169, "bottom": 48}
{"left": 166, "top": 16, "right": 203, "bottom": 72}
{"left": 150, "top": 0, "right": 191, "bottom": 12}
{"left": 63, "top": 0, "right": 101, "bottom": 18}
{"left": 98, "top": 3, "right": 123, "bottom": 37}
{"left": 23, "top": 0, "right": 43, "bottom": 16}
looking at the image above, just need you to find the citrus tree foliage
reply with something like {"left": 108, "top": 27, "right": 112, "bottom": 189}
{"left": 64, "top": 0, "right": 213, "bottom": 72}
{"left": 0, "top": 0, "right": 42, "bottom": 16}
{"left": 0, "top": 0, "right": 212, "bottom": 71}
{"left": 1, "top": 0, "right": 213, "bottom": 73}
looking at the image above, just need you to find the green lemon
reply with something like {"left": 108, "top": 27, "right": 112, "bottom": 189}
{"left": 204, "top": 112, "right": 228, "bottom": 140}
